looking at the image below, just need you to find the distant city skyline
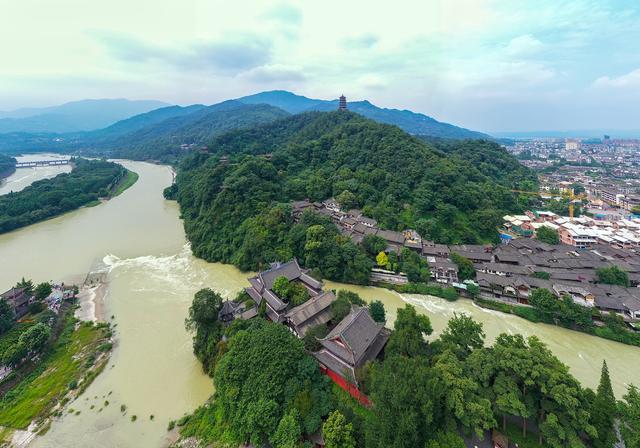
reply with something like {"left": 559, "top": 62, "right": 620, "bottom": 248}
{"left": 2, "top": 0, "right": 639, "bottom": 133}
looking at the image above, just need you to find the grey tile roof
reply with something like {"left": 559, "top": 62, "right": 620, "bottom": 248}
{"left": 320, "top": 307, "right": 388, "bottom": 368}
{"left": 285, "top": 291, "right": 336, "bottom": 337}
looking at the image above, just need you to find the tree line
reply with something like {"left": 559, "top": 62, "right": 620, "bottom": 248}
{"left": 0, "top": 158, "right": 128, "bottom": 234}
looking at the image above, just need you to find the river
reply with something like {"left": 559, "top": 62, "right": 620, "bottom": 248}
{"left": 0, "top": 153, "right": 71, "bottom": 195}
{"left": 0, "top": 160, "right": 638, "bottom": 447}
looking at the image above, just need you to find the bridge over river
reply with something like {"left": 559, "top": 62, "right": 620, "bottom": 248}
{"left": 15, "top": 159, "right": 70, "bottom": 168}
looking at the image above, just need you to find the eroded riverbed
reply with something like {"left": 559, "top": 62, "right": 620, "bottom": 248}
{"left": 0, "top": 160, "right": 638, "bottom": 447}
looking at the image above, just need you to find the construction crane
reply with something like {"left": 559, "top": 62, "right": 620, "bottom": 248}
{"left": 509, "top": 189, "right": 587, "bottom": 221}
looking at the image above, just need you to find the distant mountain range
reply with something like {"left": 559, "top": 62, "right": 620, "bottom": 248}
{"left": 237, "top": 91, "right": 491, "bottom": 140}
{"left": 0, "top": 99, "right": 169, "bottom": 133}
{"left": 0, "top": 91, "right": 493, "bottom": 159}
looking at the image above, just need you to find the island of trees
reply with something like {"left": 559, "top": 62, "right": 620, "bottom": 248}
{"left": 174, "top": 286, "right": 640, "bottom": 448}
{"left": 0, "top": 158, "right": 137, "bottom": 234}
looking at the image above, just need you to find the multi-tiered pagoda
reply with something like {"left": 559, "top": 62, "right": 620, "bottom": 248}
{"left": 338, "top": 94, "right": 347, "bottom": 110}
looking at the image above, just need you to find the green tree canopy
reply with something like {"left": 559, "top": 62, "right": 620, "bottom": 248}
{"left": 596, "top": 265, "right": 630, "bottom": 287}
{"left": 619, "top": 385, "right": 640, "bottom": 448}
{"left": 34, "top": 282, "right": 52, "bottom": 301}
{"left": 369, "top": 300, "right": 386, "bottom": 323}
{"left": 536, "top": 226, "right": 560, "bottom": 245}
{"left": 323, "top": 410, "right": 356, "bottom": 448}
{"left": 386, "top": 304, "right": 432, "bottom": 358}
{"left": 450, "top": 253, "right": 476, "bottom": 281}
{"left": 439, "top": 313, "right": 485, "bottom": 359}
{"left": 214, "top": 321, "right": 331, "bottom": 446}
{"left": 185, "top": 288, "right": 224, "bottom": 375}
{"left": 0, "top": 300, "right": 14, "bottom": 335}
{"left": 590, "top": 361, "right": 617, "bottom": 448}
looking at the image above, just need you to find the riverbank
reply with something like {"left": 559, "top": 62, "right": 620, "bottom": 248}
{"left": 0, "top": 307, "right": 113, "bottom": 446}
{"left": 75, "top": 276, "right": 108, "bottom": 322}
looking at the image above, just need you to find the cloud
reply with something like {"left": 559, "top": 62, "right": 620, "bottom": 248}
{"left": 263, "top": 3, "right": 302, "bottom": 26}
{"left": 342, "top": 33, "right": 379, "bottom": 49}
{"left": 593, "top": 68, "right": 640, "bottom": 88}
{"left": 504, "top": 34, "right": 543, "bottom": 56}
{"left": 240, "top": 64, "right": 306, "bottom": 83}
{"left": 92, "top": 31, "right": 272, "bottom": 74}
{"left": 356, "top": 74, "right": 388, "bottom": 90}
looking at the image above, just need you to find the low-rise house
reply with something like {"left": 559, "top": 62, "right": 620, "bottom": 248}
{"left": 376, "top": 229, "right": 405, "bottom": 253}
{"left": 0, "top": 287, "right": 32, "bottom": 320}
{"left": 314, "top": 307, "right": 391, "bottom": 405}
{"left": 553, "top": 284, "right": 595, "bottom": 307}
{"left": 426, "top": 258, "right": 459, "bottom": 283}
{"left": 422, "top": 243, "right": 450, "bottom": 258}
{"left": 478, "top": 262, "right": 531, "bottom": 277}
{"left": 284, "top": 291, "right": 337, "bottom": 337}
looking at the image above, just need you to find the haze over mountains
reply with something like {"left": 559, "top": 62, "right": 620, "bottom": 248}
{"left": 0, "top": 99, "right": 169, "bottom": 133}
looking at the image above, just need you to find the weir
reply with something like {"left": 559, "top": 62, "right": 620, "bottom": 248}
{"left": 14, "top": 159, "right": 70, "bottom": 168}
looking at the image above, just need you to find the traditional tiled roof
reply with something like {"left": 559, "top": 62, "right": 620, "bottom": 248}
{"left": 319, "top": 307, "right": 390, "bottom": 368}
{"left": 284, "top": 291, "right": 336, "bottom": 336}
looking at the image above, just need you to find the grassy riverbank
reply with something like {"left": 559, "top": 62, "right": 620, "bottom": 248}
{"left": 0, "top": 313, "right": 112, "bottom": 440}
{"left": 111, "top": 169, "right": 139, "bottom": 198}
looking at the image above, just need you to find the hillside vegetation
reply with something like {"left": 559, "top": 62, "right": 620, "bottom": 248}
{"left": 0, "top": 154, "right": 16, "bottom": 179}
{"left": 174, "top": 111, "right": 536, "bottom": 281}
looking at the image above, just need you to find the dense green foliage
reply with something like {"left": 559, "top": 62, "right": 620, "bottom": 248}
{"left": 369, "top": 300, "right": 386, "bottom": 323}
{"left": 0, "top": 300, "right": 14, "bottom": 335}
{"left": 323, "top": 410, "right": 356, "bottom": 448}
{"left": 590, "top": 361, "right": 617, "bottom": 448}
{"left": 34, "top": 282, "right": 52, "bottom": 301}
{"left": 0, "top": 153, "right": 16, "bottom": 178}
{"left": 596, "top": 265, "right": 630, "bottom": 287}
{"left": 184, "top": 288, "right": 224, "bottom": 376}
{"left": 175, "top": 111, "right": 536, "bottom": 281}
{"left": 213, "top": 320, "right": 332, "bottom": 446}
{"left": 450, "top": 252, "right": 476, "bottom": 280}
{"left": 2, "top": 323, "right": 51, "bottom": 367}
{"left": 272, "top": 275, "right": 310, "bottom": 307}
{"left": 0, "top": 158, "right": 128, "bottom": 233}
{"left": 619, "top": 385, "right": 640, "bottom": 448}
{"left": 536, "top": 226, "right": 560, "bottom": 245}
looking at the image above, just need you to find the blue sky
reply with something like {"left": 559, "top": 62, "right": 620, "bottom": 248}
{"left": 1, "top": 0, "right": 639, "bottom": 132}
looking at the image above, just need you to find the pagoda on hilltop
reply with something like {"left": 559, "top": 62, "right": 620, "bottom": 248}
{"left": 338, "top": 94, "right": 347, "bottom": 110}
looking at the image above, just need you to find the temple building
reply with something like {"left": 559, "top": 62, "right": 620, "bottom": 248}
{"left": 313, "top": 307, "right": 390, "bottom": 405}
{"left": 338, "top": 94, "right": 347, "bottom": 110}
{"left": 284, "top": 290, "right": 336, "bottom": 337}
{"left": 244, "top": 259, "right": 324, "bottom": 323}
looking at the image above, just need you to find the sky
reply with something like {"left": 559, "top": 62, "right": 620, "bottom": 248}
{"left": 1, "top": 0, "right": 639, "bottom": 132}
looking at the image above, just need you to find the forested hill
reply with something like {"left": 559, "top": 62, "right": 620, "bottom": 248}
{"left": 173, "top": 111, "right": 537, "bottom": 279}
{"left": 238, "top": 90, "right": 491, "bottom": 139}
{"left": 0, "top": 154, "right": 16, "bottom": 179}
{"left": 0, "top": 102, "right": 290, "bottom": 164}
